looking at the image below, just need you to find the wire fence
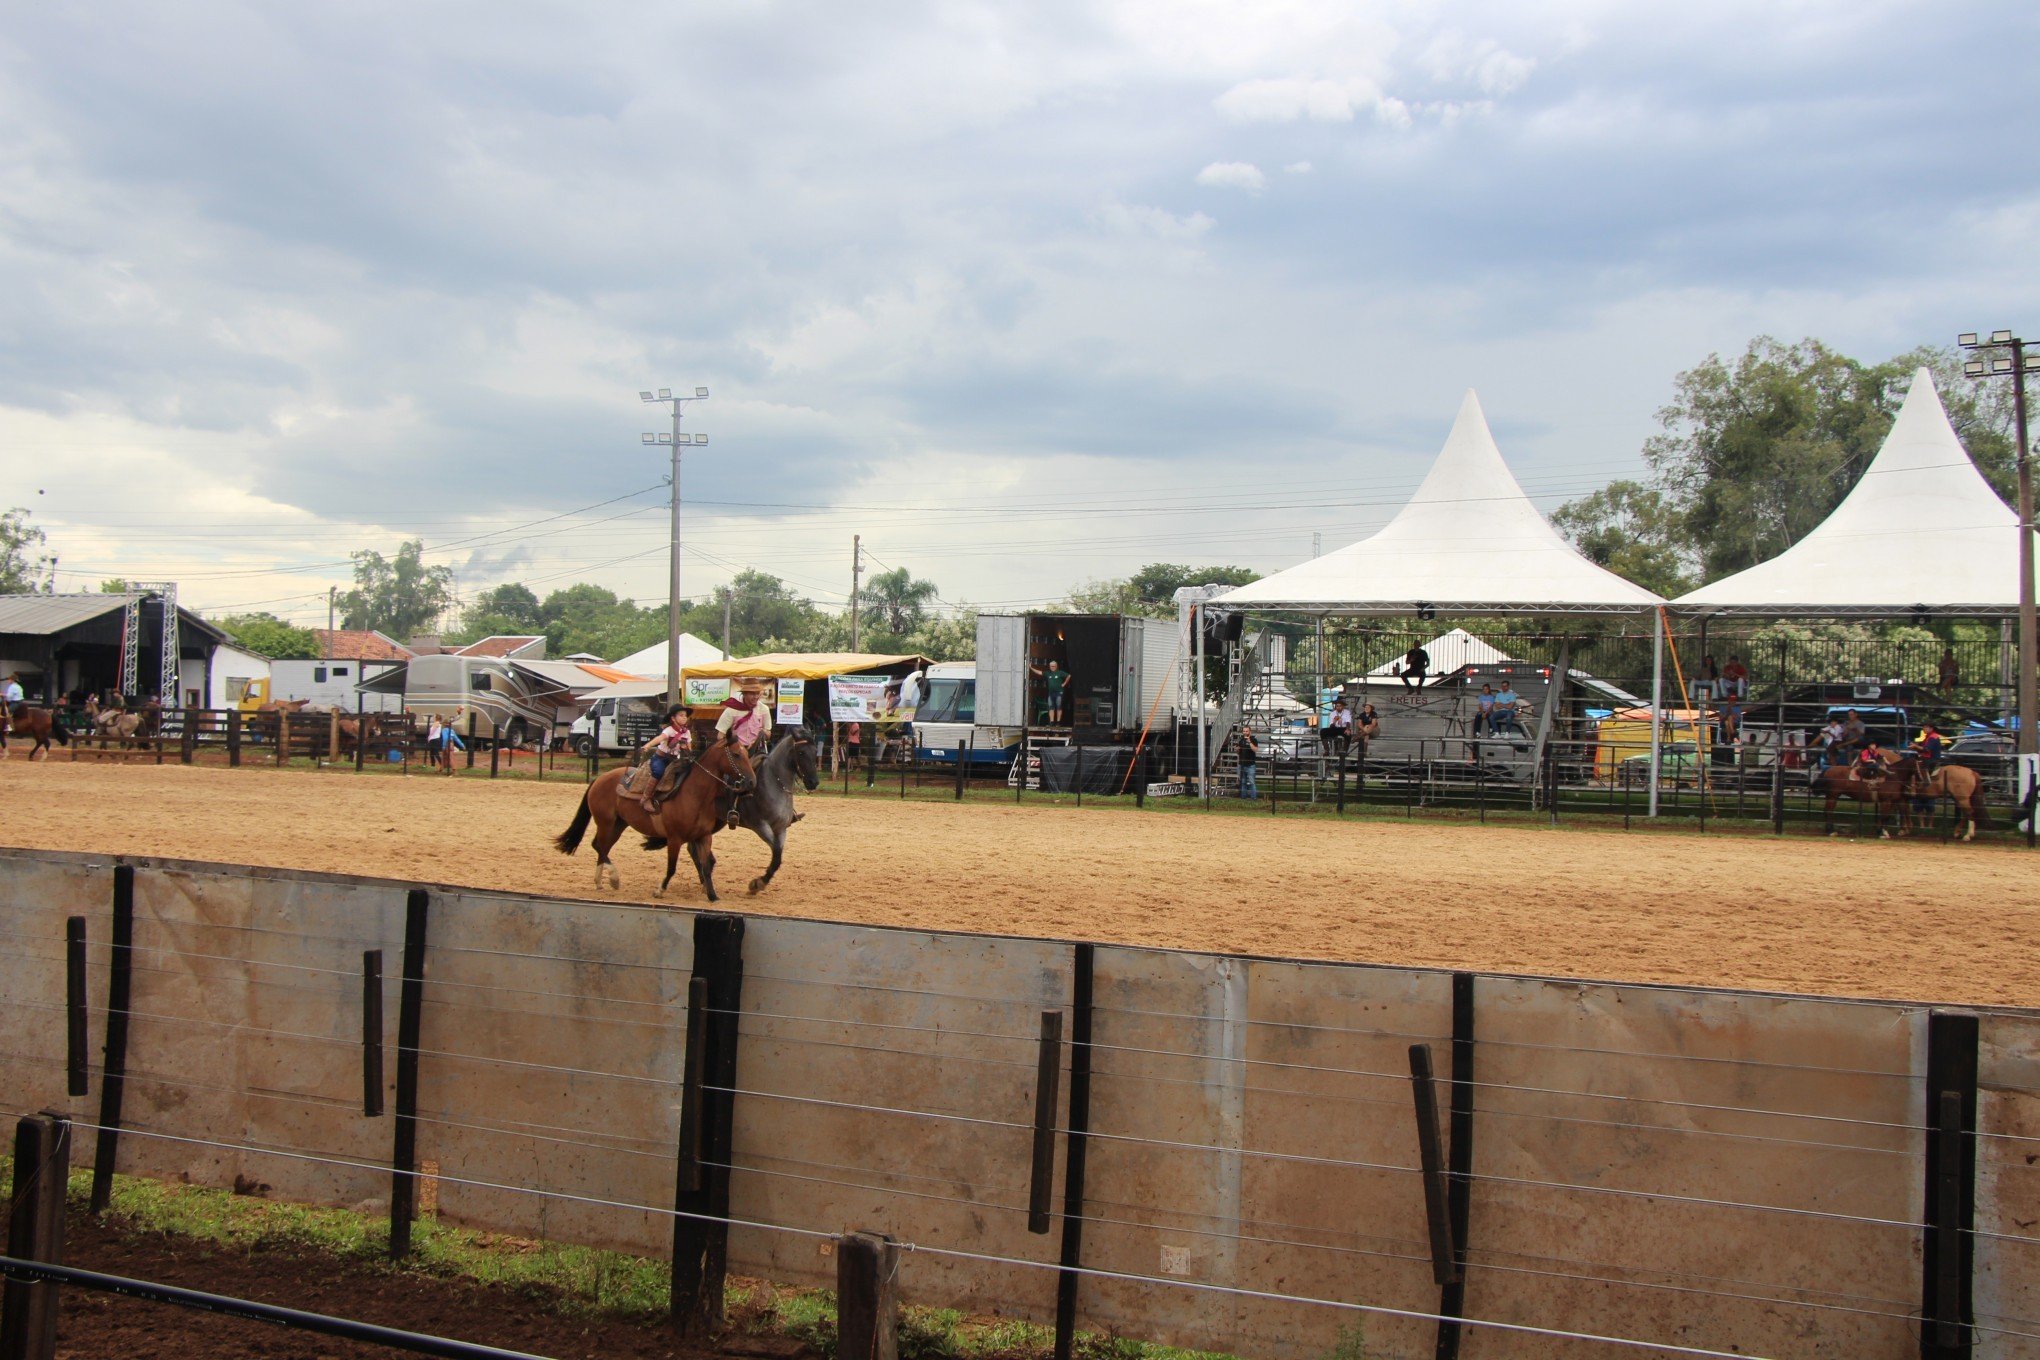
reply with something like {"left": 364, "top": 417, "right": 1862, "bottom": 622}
{"left": 3, "top": 852, "right": 2035, "bottom": 1358}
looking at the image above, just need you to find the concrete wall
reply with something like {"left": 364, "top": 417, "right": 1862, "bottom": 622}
{"left": 3, "top": 847, "right": 2037, "bottom": 1359}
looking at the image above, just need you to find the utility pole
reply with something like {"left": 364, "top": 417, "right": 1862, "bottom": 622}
{"left": 641, "top": 386, "right": 710, "bottom": 706}
{"left": 327, "top": 586, "right": 336, "bottom": 643}
{"left": 1959, "top": 331, "right": 2038, "bottom": 755}
{"left": 850, "top": 534, "right": 863, "bottom": 651}
{"left": 722, "top": 590, "right": 732, "bottom": 660}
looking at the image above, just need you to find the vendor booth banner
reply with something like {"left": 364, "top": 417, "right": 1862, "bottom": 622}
{"left": 684, "top": 678, "right": 731, "bottom": 706}
{"left": 775, "top": 677, "right": 804, "bottom": 726}
{"left": 827, "top": 675, "right": 891, "bottom": 722}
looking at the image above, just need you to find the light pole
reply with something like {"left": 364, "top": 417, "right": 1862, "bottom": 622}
{"left": 1958, "top": 331, "right": 2039, "bottom": 755}
{"left": 641, "top": 386, "right": 710, "bottom": 707}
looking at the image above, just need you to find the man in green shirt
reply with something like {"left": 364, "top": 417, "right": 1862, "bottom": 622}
{"left": 1034, "top": 660, "right": 1071, "bottom": 725}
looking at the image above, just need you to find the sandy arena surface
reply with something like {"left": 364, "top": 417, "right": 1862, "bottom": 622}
{"left": 2, "top": 760, "right": 2036, "bottom": 1006}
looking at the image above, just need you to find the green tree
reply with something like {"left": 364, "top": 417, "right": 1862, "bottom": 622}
{"left": 1128, "top": 563, "right": 1259, "bottom": 616}
{"left": 1640, "top": 337, "right": 2017, "bottom": 581}
{"left": 1549, "top": 480, "right": 1694, "bottom": 598}
{"left": 679, "top": 571, "right": 821, "bottom": 655}
{"left": 537, "top": 583, "right": 662, "bottom": 660}
{"left": 339, "top": 541, "right": 454, "bottom": 640}
{"left": 447, "top": 582, "right": 548, "bottom": 646}
{"left": 216, "top": 612, "right": 320, "bottom": 659}
{"left": 857, "top": 566, "right": 939, "bottom": 635}
{"left": 0, "top": 509, "right": 54, "bottom": 594}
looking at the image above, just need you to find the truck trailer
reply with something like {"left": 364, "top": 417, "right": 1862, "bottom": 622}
{"left": 974, "top": 613, "right": 1181, "bottom": 743}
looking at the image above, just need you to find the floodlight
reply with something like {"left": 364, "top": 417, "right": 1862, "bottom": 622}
{"left": 695, "top": 434, "right": 709, "bottom": 445}
{"left": 695, "top": 387, "right": 709, "bottom": 398}
{"left": 1966, "top": 360, "right": 1986, "bottom": 376}
{"left": 1993, "top": 356, "right": 2014, "bottom": 374}
{"left": 642, "top": 433, "right": 656, "bottom": 444}
{"left": 640, "top": 390, "right": 655, "bottom": 401}
{"left": 1992, "top": 330, "right": 2014, "bottom": 344}
{"left": 659, "top": 433, "right": 675, "bottom": 444}
{"left": 1959, "top": 333, "right": 1979, "bottom": 348}
{"left": 658, "top": 387, "right": 672, "bottom": 399}
{"left": 2026, "top": 354, "right": 2040, "bottom": 370}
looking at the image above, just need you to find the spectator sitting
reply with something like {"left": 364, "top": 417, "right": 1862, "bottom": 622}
{"left": 1491, "top": 681, "right": 1524, "bottom": 735}
{"left": 1472, "top": 683, "right": 1497, "bottom": 736}
{"left": 1355, "top": 703, "right": 1381, "bottom": 744}
{"left": 1400, "top": 644, "right": 1430, "bottom": 692}
{"left": 1697, "top": 654, "right": 1720, "bottom": 700}
{"left": 1939, "top": 647, "right": 1960, "bottom": 694}
{"left": 1720, "top": 655, "right": 1749, "bottom": 700}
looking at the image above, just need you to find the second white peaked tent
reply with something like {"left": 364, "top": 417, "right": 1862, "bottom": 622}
{"left": 1218, "top": 390, "right": 1665, "bottom": 615}
{"left": 1676, "top": 368, "right": 2037, "bottom": 616}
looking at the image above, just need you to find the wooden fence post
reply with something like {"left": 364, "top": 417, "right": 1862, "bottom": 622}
{"left": 836, "top": 1230, "right": 900, "bottom": 1360}
{"left": 465, "top": 713, "right": 475, "bottom": 769}
{"left": 1, "top": 1113, "right": 71, "bottom": 1360}
{"left": 327, "top": 709, "right": 340, "bottom": 765}
{"left": 489, "top": 724, "right": 500, "bottom": 778}
{"left": 180, "top": 709, "right": 197, "bottom": 764}
{"left": 226, "top": 709, "right": 241, "bottom": 767}
{"left": 1052, "top": 943, "right": 1095, "bottom": 1360}
{"left": 275, "top": 714, "right": 288, "bottom": 767}
{"left": 1921, "top": 1010, "right": 1979, "bottom": 1358}
{"left": 88, "top": 865, "right": 135, "bottom": 1216}
{"left": 388, "top": 889, "right": 430, "bottom": 1258}
{"left": 672, "top": 913, "right": 745, "bottom": 1335}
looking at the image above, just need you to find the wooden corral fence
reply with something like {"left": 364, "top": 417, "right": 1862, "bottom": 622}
{"left": 2, "top": 848, "right": 2036, "bottom": 1359}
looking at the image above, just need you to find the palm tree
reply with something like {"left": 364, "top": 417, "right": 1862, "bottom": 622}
{"left": 859, "top": 567, "right": 939, "bottom": 635}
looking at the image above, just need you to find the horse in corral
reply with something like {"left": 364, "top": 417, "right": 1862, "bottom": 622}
{"left": 728, "top": 729, "right": 821, "bottom": 895}
{"left": 0, "top": 706, "right": 69, "bottom": 760}
{"left": 554, "top": 734, "right": 757, "bottom": 900}
{"left": 1911, "top": 763, "right": 1992, "bottom": 842}
{"left": 1811, "top": 754, "right": 1914, "bottom": 837}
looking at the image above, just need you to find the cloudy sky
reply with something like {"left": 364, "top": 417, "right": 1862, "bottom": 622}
{"left": 2, "top": 0, "right": 2035, "bottom": 629}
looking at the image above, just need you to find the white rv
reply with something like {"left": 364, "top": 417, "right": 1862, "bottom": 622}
{"left": 360, "top": 654, "right": 557, "bottom": 746}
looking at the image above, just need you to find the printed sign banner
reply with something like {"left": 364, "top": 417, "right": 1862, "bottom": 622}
{"left": 827, "top": 674, "right": 891, "bottom": 722}
{"left": 684, "top": 677, "right": 730, "bottom": 706}
{"left": 775, "top": 677, "right": 805, "bottom": 726}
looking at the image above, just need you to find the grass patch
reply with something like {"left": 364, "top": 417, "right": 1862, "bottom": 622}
{"left": 6, "top": 1155, "right": 1241, "bottom": 1360}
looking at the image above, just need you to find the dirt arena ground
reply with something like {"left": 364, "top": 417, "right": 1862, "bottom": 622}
{"left": 2, "top": 760, "right": 2036, "bottom": 1006}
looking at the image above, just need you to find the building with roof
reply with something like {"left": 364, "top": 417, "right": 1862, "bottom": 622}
{"left": 455, "top": 635, "right": 548, "bottom": 660}
{"left": 0, "top": 592, "right": 227, "bottom": 705}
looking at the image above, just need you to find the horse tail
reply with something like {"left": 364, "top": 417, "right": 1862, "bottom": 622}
{"left": 555, "top": 790, "right": 592, "bottom": 854}
{"left": 1972, "top": 783, "right": 1992, "bottom": 829}
{"left": 51, "top": 717, "right": 69, "bottom": 747}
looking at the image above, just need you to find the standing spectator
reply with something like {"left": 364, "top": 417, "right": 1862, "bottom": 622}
{"left": 1400, "top": 644, "right": 1431, "bottom": 691}
{"left": 1939, "top": 647, "right": 1961, "bottom": 695}
{"left": 1323, "top": 698, "right": 1353, "bottom": 759}
{"left": 1234, "top": 727, "right": 1260, "bottom": 800}
{"left": 1031, "top": 660, "right": 1071, "bottom": 725}
{"left": 1721, "top": 655, "right": 1749, "bottom": 700}
{"left": 438, "top": 713, "right": 465, "bottom": 774}
{"left": 845, "top": 720, "right": 863, "bottom": 770}
{"left": 424, "top": 715, "right": 442, "bottom": 769}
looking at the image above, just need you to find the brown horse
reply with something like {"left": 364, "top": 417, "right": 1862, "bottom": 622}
{"left": 1912, "top": 764, "right": 1991, "bottom": 842}
{"left": 0, "top": 707, "right": 69, "bottom": 760}
{"left": 1811, "top": 756, "right": 1914, "bottom": 837}
{"left": 553, "top": 735, "right": 757, "bottom": 900}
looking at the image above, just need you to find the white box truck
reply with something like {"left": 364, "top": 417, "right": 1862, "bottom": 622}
{"left": 974, "top": 613, "right": 1180, "bottom": 739}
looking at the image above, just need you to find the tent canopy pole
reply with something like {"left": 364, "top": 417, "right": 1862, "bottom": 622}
{"left": 1648, "top": 611, "right": 1665, "bottom": 817}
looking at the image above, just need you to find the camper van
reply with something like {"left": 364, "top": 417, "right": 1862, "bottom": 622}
{"left": 380, "top": 654, "right": 556, "bottom": 747}
{"left": 911, "top": 663, "right": 1018, "bottom": 767}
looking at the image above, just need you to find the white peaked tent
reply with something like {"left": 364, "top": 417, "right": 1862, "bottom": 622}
{"left": 609, "top": 632, "right": 725, "bottom": 680}
{"left": 1363, "top": 627, "right": 1514, "bottom": 678}
{"left": 1217, "top": 390, "right": 1667, "bottom": 615}
{"left": 1676, "top": 368, "right": 2037, "bottom": 616}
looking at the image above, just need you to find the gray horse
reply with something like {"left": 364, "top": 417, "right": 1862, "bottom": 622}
{"left": 737, "top": 730, "right": 820, "bottom": 893}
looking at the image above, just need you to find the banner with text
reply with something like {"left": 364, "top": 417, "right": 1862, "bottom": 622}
{"left": 776, "top": 677, "right": 805, "bottom": 726}
{"left": 827, "top": 675, "right": 891, "bottom": 723}
{"left": 684, "top": 677, "right": 731, "bottom": 706}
